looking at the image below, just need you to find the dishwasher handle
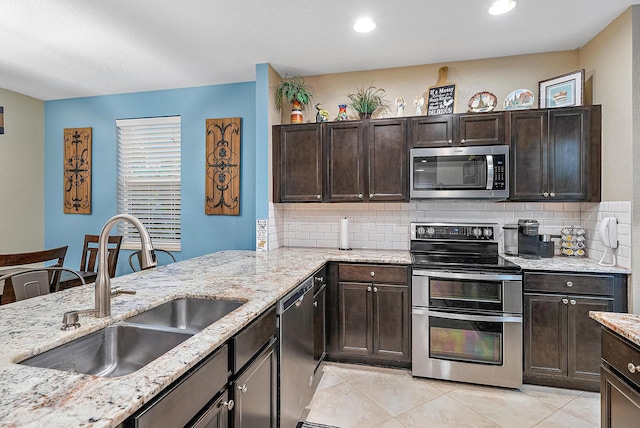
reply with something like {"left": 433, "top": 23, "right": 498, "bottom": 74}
{"left": 277, "top": 277, "right": 314, "bottom": 314}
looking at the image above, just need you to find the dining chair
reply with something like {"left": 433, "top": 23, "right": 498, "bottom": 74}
{"left": 0, "top": 246, "right": 68, "bottom": 305}
{"left": 80, "top": 234, "right": 122, "bottom": 278}
{"left": 11, "top": 270, "right": 50, "bottom": 301}
{"left": 128, "top": 249, "right": 176, "bottom": 272}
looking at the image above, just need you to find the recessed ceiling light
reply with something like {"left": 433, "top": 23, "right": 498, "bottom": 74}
{"left": 353, "top": 17, "right": 377, "bottom": 33}
{"left": 488, "top": 0, "right": 517, "bottom": 15}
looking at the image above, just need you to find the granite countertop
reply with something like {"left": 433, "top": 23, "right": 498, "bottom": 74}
{"left": 503, "top": 255, "right": 631, "bottom": 274}
{"left": 0, "top": 247, "right": 410, "bottom": 428}
{"left": 590, "top": 312, "right": 640, "bottom": 347}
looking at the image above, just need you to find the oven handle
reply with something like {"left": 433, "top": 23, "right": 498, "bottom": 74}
{"left": 412, "top": 270, "right": 522, "bottom": 282}
{"left": 413, "top": 308, "right": 523, "bottom": 323}
{"left": 486, "top": 155, "right": 494, "bottom": 190}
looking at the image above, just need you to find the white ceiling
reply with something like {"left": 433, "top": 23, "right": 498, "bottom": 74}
{"left": 0, "top": 0, "right": 637, "bottom": 101}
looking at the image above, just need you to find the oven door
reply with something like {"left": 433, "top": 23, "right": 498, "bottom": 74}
{"left": 412, "top": 270, "right": 522, "bottom": 314}
{"left": 412, "top": 307, "right": 523, "bottom": 388}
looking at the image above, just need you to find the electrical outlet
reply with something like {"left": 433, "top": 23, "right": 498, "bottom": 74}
{"left": 291, "top": 220, "right": 302, "bottom": 231}
{"left": 367, "top": 219, "right": 376, "bottom": 233}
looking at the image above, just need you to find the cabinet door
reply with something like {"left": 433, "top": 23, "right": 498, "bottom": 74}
{"left": 549, "top": 108, "right": 590, "bottom": 200}
{"left": 524, "top": 293, "right": 568, "bottom": 378}
{"left": 277, "top": 124, "right": 323, "bottom": 202}
{"left": 325, "top": 121, "right": 366, "bottom": 201}
{"left": 567, "top": 295, "right": 613, "bottom": 382}
{"left": 372, "top": 283, "right": 409, "bottom": 361}
{"left": 409, "top": 115, "right": 454, "bottom": 147}
{"left": 232, "top": 343, "right": 276, "bottom": 428}
{"left": 508, "top": 110, "right": 548, "bottom": 201}
{"left": 338, "top": 281, "right": 372, "bottom": 355}
{"left": 368, "top": 118, "right": 408, "bottom": 201}
{"left": 601, "top": 365, "right": 640, "bottom": 428}
{"left": 458, "top": 113, "right": 504, "bottom": 146}
{"left": 190, "top": 391, "right": 230, "bottom": 428}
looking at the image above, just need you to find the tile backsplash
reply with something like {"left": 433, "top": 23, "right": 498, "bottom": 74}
{"left": 268, "top": 200, "right": 631, "bottom": 269}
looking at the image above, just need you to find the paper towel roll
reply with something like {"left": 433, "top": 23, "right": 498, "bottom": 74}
{"left": 339, "top": 218, "right": 350, "bottom": 250}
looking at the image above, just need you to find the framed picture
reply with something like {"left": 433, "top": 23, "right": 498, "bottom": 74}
{"left": 538, "top": 69, "right": 584, "bottom": 108}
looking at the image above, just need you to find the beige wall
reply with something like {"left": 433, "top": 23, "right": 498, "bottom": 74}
{"left": 280, "top": 51, "right": 580, "bottom": 123}
{"left": 0, "top": 88, "right": 45, "bottom": 253}
{"left": 581, "top": 8, "right": 633, "bottom": 202}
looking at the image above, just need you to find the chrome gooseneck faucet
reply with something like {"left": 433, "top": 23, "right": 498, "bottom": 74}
{"left": 61, "top": 214, "right": 156, "bottom": 330}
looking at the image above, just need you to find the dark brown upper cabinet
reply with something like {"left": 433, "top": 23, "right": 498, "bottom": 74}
{"left": 508, "top": 105, "right": 601, "bottom": 202}
{"left": 410, "top": 112, "right": 504, "bottom": 147}
{"left": 274, "top": 119, "right": 408, "bottom": 203}
{"left": 273, "top": 124, "right": 323, "bottom": 202}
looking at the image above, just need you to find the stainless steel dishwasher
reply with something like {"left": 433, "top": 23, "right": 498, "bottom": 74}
{"left": 277, "top": 276, "right": 316, "bottom": 428}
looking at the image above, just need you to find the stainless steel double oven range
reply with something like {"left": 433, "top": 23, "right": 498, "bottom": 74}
{"left": 411, "top": 222, "right": 523, "bottom": 389}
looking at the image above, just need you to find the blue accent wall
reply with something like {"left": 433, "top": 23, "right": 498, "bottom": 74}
{"left": 44, "top": 82, "right": 257, "bottom": 276}
{"left": 254, "top": 64, "right": 270, "bottom": 220}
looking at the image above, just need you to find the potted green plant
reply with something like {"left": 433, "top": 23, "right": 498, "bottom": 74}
{"left": 274, "top": 76, "right": 315, "bottom": 124}
{"left": 345, "top": 84, "right": 390, "bottom": 119}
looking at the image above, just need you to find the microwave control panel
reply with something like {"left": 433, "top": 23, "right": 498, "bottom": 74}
{"left": 492, "top": 155, "right": 506, "bottom": 190}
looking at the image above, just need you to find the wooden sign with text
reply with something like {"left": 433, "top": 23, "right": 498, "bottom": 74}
{"left": 427, "top": 67, "right": 457, "bottom": 116}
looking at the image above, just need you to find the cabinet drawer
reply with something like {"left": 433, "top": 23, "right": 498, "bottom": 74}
{"left": 602, "top": 328, "right": 640, "bottom": 389}
{"left": 231, "top": 306, "right": 276, "bottom": 374}
{"left": 524, "top": 272, "right": 615, "bottom": 296}
{"left": 132, "top": 344, "right": 228, "bottom": 428}
{"left": 338, "top": 264, "right": 407, "bottom": 284}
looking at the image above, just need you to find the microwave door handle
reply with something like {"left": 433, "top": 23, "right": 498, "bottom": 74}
{"left": 486, "top": 155, "right": 494, "bottom": 190}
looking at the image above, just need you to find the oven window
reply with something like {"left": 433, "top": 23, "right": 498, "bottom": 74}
{"left": 429, "top": 316, "right": 502, "bottom": 365}
{"left": 430, "top": 278, "right": 502, "bottom": 311}
{"left": 413, "top": 155, "right": 487, "bottom": 190}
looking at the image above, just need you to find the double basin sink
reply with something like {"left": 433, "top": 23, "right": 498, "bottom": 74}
{"left": 20, "top": 298, "right": 244, "bottom": 377}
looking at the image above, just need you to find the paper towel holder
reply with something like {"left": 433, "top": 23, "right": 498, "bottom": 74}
{"left": 339, "top": 217, "right": 352, "bottom": 250}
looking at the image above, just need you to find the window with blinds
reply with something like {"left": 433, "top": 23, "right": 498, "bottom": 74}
{"left": 116, "top": 116, "right": 181, "bottom": 251}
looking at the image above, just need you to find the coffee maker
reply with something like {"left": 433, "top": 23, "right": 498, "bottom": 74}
{"left": 518, "top": 219, "right": 540, "bottom": 259}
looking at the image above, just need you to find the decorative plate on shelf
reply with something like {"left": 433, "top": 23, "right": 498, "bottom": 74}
{"left": 504, "top": 89, "right": 534, "bottom": 110}
{"left": 468, "top": 92, "right": 497, "bottom": 112}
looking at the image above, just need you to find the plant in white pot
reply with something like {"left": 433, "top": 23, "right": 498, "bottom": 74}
{"left": 274, "top": 76, "right": 315, "bottom": 124}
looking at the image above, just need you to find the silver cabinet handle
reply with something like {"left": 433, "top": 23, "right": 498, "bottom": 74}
{"left": 358, "top": 193, "right": 363, "bottom": 199}
{"left": 628, "top": 363, "right": 640, "bottom": 374}
{"left": 238, "top": 384, "right": 247, "bottom": 393}
{"left": 562, "top": 298, "right": 569, "bottom": 305}
{"left": 570, "top": 299, "right": 576, "bottom": 305}
{"left": 448, "top": 139, "right": 453, "bottom": 145}
{"left": 316, "top": 194, "right": 321, "bottom": 199}
{"left": 461, "top": 139, "right": 466, "bottom": 144}
{"left": 314, "top": 276, "right": 324, "bottom": 282}
{"left": 313, "top": 300, "right": 318, "bottom": 307}
{"left": 221, "top": 399, "right": 235, "bottom": 410}
{"left": 367, "top": 286, "right": 372, "bottom": 292}
{"left": 543, "top": 192, "right": 549, "bottom": 197}
{"left": 373, "top": 287, "right": 378, "bottom": 293}
{"left": 369, "top": 193, "right": 374, "bottom": 199}
{"left": 370, "top": 271, "right": 375, "bottom": 277}
{"left": 550, "top": 192, "right": 556, "bottom": 197}
{"left": 566, "top": 281, "right": 573, "bottom": 287}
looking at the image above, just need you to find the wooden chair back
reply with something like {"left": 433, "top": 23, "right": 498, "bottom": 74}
{"left": 0, "top": 246, "right": 68, "bottom": 305}
{"left": 80, "top": 235, "right": 122, "bottom": 278}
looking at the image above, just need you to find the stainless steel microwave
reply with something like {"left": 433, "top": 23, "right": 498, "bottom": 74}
{"left": 410, "top": 145, "right": 509, "bottom": 200}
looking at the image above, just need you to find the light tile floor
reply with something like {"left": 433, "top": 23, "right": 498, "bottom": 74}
{"left": 306, "top": 363, "right": 600, "bottom": 428}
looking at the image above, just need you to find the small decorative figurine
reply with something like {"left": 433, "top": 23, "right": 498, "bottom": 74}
{"left": 395, "top": 97, "right": 405, "bottom": 117}
{"left": 315, "top": 103, "right": 329, "bottom": 122}
{"left": 414, "top": 96, "right": 424, "bottom": 116}
{"left": 337, "top": 104, "right": 348, "bottom": 121}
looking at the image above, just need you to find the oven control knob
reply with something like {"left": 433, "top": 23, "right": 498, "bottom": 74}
{"left": 483, "top": 228, "right": 493, "bottom": 238}
{"left": 417, "top": 226, "right": 426, "bottom": 236}
{"left": 472, "top": 227, "right": 482, "bottom": 238}
{"left": 426, "top": 227, "right": 435, "bottom": 236}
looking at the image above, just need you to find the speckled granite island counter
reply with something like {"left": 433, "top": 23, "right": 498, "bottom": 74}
{"left": 503, "top": 255, "right": 631, "bottom": 275}
{"left": 590, "top": 312, "right": 640, "bottom": 346}
{"left": 0, "top": 248, "right": 410, "bottom": 428}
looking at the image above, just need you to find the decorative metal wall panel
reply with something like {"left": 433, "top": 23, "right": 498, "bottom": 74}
{"left": 63, "top": 127, "right": 92, "bottom": 214}
{"left": 205, "top": 117, "right": 240, "bottom": 215}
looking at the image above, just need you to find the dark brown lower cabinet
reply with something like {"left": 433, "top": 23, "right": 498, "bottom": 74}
{"left": 523, "top": 271, "right": 627, "bottom": 391}
{"left": 328, "top": 263, "right": 410, "bottom": 368}
{"left": 601, "top": 328, "right": 640, "bottom": 427}
{"left": 231, "top": 339, "right": 277, "bottom": 428}
{"left": 190, "top": 391, "right": 231, "bottom": 428}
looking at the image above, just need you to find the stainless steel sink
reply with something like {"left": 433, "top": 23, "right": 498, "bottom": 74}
{"left": 125, "top": 298, "right": 244, "bottom": 333}
{"left": 20, "top": 324, "right": 193, "bottom": 377}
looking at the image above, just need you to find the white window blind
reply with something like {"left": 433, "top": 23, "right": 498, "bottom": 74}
{"left": 116, "top": 116, "right": 181, "bottom": 251}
